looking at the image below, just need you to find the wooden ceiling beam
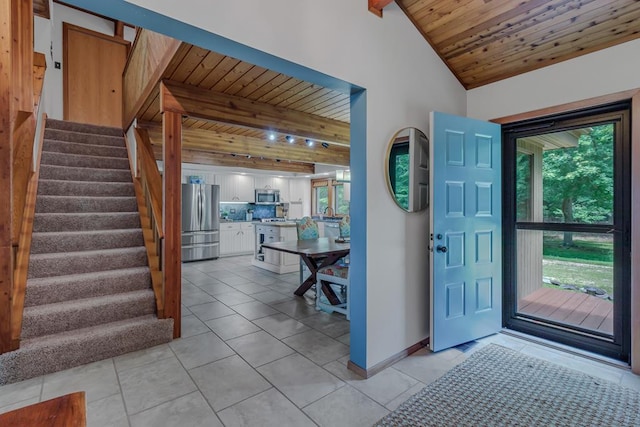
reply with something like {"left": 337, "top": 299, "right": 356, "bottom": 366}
{"left": 369, "top": 0, "right": 394, "bottom": 17}
{"left": 141, "top": 121, "right": 349, "bottom": 167}
{"left": 159, "top": 80, "right": 350, "bottom": 146}
{"left": 152, "top": 145, "right": 315, "bottom": 174}
{"left": 33, "top": 0, "right": 50, "bottom": 19}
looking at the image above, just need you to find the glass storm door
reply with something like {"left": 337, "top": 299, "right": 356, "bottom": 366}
{"left": 503, "top": 104, "right": 631, "bottom": 361}
{"left": 429, "top": 111, "right": 502, "bottom": 352}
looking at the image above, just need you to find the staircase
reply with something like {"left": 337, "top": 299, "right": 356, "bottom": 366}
{"left": 0, "top": 119, "right": 173, "bottom": 385}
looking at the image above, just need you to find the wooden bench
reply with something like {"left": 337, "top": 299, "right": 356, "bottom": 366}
{"left": 0, "top": 391, "right": 86, "bottom": 426}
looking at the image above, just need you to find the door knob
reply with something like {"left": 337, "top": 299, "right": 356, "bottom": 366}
{"left": 436, "top": 245, "right": 447, "bottom": 253}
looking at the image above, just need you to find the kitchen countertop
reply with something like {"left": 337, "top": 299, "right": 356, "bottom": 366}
{"left": 254, "top": 221, "right": 297, "bottom": 227}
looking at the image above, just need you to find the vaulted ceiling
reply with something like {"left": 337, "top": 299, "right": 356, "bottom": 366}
{"left": 392, "top": 0, "right": 640, "bottom": 89}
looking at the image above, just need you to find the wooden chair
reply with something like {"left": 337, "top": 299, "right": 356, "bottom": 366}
{"left": 316, "top": 263, "right": 350, "bottom": 319}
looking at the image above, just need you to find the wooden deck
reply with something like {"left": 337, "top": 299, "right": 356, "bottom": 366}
{"left": 518, "top": 287, "right": 613, "bottom": 335}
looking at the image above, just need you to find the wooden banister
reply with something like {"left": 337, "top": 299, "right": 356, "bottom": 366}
{"left": 11, "top": 112, "right": 46, "bottom": 349}
{"left": 129, "top": 127, "right": 165, "bottom": 317}
{"left": 135, "top": 127, "right": 164, "bottom": 238}
{"left": 122, "top": 29, "right": 181, "bottom": 129}
{"left": 12, "top": 52, "right": 46, "bottom": 245}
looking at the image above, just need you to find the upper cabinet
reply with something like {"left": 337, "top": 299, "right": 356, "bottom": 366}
{"left": 289, "top": 179, "right": 309, "bottom": 203}
{"left": 215, "top": 174, "right": 255, "bottom": 202}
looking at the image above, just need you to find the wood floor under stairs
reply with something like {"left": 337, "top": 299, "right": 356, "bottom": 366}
{"left": 0, "top": 119, "right": 173, "bottom": 385}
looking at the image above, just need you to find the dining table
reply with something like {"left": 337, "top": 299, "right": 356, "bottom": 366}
{"left": 260, "top": 237, "right": 350, "bottom": 305}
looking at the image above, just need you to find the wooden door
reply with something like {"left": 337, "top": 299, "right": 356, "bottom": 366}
{"left": 63, "top": 23, "right": 129, "bottom": 127}
{"left": 429, "top": 111, "right": 502, "bottom": 352}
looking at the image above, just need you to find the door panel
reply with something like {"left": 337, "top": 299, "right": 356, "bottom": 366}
{"left": 430, "top": 111, "right": 502, "bottom": 352}
{"left": 63, "top": 23, "right": 129, "bottom": 127}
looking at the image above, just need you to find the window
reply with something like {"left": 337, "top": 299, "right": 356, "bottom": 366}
{"left": 334, "top": 184, "right": 350, "bottom": 214}
{"left": 311, "top": 178, "right": 349, "bottom": 216}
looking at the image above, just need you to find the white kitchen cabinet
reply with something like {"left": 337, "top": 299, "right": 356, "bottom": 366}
{"left": 288, "top": 179, "right": 310, "bottom": 218}
{"left": 219, "top": 223, "right": 241, "bottom": 256}
{"left": 254, "top": 176, "right": 277, "bottom": 190}
{"left": 215, "top": 174, "right": 255, "bottom": 202}
{"left": 220, "top": 222, "right": 255, "bottom": 256}
{"left": 288, "top": 179, "right": 309, "bottom": 203}
{"left": 251, "top": 224, "right": 298, "bottom": 274}
{"left": 239, "top": 222, "right": 255, "bottom": 253}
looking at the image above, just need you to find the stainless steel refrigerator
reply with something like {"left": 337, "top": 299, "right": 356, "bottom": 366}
{"left": 182, "top": 184, "right": 220, "bottom": 262}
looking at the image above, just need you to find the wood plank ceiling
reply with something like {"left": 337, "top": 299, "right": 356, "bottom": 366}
{"left": 395, "top": 0, "right": 640, "bottom": 89}
{"left": 137, "top": 43, "right": 351, "bottom": 173}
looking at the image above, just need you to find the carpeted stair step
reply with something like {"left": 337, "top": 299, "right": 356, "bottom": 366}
{"left": 42, "top": 139, "right": 128, "bottom": 158}
{"left": 40, "top": 151, "right": 130, "bottom": 170}
{"left": 44, "top": 128, "right": 125, "bottom": 147}
{"left": 33, "top": 212, "right": 140, "bottom": 232}
{"left": 38, "top": 180, "right": 134, "bottom": 197}
{"left": 0, "top": 315, "right": 173, "bottom": 385}
{"left": 31, "top": 229, "right": 144, "bottom": 254}
{"left": 25, "top": 267, "right": 152, "bottom": 307}
{"left": 46, "top": 119, "right": 123, "bottom": 137}
{"left": 40, "top": 165, "right": 132, "bottom": 182}
{"left": 36, "top": 195, "right": 138, "bottom": 213}
{"left": 28, "top": 246, "right": 147, "bottom": 279}
{"left": 21, "top": 289, "right": 156, "bottom": 339}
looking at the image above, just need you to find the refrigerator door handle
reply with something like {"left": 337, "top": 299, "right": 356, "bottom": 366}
{"left": 199, "top": 185, "right": 205, "bottom": 230}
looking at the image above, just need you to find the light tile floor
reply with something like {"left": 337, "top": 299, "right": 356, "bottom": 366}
{"left": 1, "top": 255, "right": 639, "bottom": 426}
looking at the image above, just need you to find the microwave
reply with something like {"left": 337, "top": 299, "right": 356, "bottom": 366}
{"left": 255, "top": 189, "right": 280, "bottom": 204}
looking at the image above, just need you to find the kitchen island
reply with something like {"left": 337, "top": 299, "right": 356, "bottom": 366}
{"left": 251, "top": 222, "right": 299, "bottom": 274}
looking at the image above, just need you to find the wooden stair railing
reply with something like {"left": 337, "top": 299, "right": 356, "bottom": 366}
{"left": 9, "top": 52, "right": 48, "bottom": 351}
{"left": 127, "top": 127, "right": 165, "bottom": 317}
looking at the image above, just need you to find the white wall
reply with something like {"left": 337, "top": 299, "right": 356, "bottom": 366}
{"left": 33, "top": 3, "right": 135, "bottom": 119}
{"left": 123, "top": 0, "right": 466, "bottom": 367}
{"left": 467, "top": 38, "right": 640, "bottom": 121}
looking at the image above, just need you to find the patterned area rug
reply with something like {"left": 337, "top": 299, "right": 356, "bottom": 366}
{"left": 375, "top": 344, "right": 640, "bottom": 427}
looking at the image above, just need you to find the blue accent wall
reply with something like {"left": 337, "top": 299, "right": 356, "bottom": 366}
{"left": 62, "top": 0, "right": 368, "bottom": 367}
{"left": 349, "top": 90, "right": 367, "bottom": 368}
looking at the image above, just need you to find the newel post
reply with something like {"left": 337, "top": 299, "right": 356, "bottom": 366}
{"left": 0, "top": 0, "right": 15, "bottom": 354}
{"left": 161, "top": 101, "right": 182, "bottom": 338}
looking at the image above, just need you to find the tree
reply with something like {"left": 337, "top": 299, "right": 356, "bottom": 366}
{"left": 542, "top": 125, "right": 614, "bottom": 246}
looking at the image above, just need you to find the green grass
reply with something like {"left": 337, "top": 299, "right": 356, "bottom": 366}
{"left": 543, "top": 259, "right": 613, "bottom": 297}
{"left": 542, "top": 235, "right": 613, "bottom": 263}
{"left": 540, "top": 234, "right": 614, "bottom": 298}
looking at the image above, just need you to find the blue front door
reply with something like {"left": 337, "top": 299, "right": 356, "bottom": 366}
{"left": 429, "top": 111, "right": 502, "bottom": 352}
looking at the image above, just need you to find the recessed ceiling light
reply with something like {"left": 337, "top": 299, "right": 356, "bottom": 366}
{"left": 268, "top": 133, "right": 276, "bottom": 141}
{"left": 286, "top": 135, "right": 295, "bottom": 143}
{"left": 306, "top": 139, "right": 314, "bottom": 147}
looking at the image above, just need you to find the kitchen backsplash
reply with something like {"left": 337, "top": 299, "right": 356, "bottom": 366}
{"left": 220, "top": 203, "right": 275, "bottom": 221}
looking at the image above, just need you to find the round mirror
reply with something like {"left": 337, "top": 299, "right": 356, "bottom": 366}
{"left": 385, "top": 127, "right": 430, "bottom": 212}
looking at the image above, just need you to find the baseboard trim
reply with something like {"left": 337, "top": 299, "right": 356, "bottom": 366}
{"left": 347, "top": 338, "right": 429, "bottom": 378}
